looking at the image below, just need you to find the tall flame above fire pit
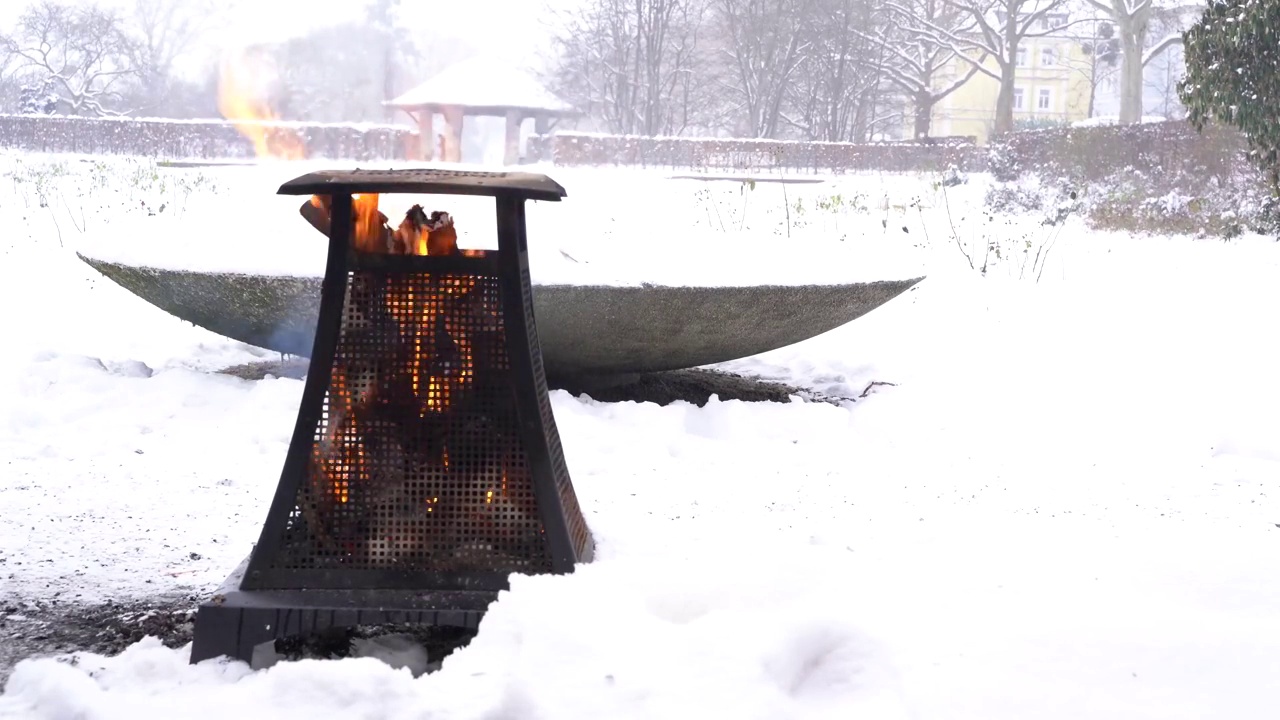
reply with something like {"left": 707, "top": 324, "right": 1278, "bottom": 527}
{"left": 190, "top": 169, "right": 594, "bottom": 665}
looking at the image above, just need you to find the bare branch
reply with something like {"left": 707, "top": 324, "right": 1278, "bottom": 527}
{"left": 5, "top": 0, "right": 138, "bottom": 116}
{"left": 934, "top": 60, "right": 983, "bottom": 101}
{"left": 1142, "top": 33, "right": 1183, "bottom": 67}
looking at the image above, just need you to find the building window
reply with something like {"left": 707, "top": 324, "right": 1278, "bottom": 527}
{"left": 1040, "top": 47, "right": 1056, "bottom": 66}
{"left": 1037, "top": 88, "right": 1052, "bottom": 111}
{"left": 1014, "top": 87, "right": 1025, "bottom": 110}
{"left": 1016, "top": 47, "right": 1028, "bottom": 67}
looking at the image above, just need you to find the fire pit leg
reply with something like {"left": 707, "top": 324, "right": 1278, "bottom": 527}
{"left": 189, "top": 560, "right": 274, "bottom": 664}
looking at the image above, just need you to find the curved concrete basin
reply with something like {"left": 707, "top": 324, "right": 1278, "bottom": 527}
{"left": 79, "top": 254, "right": 922, "bottom": 379}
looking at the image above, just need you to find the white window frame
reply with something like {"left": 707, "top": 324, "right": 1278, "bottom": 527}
{"left": 1037, "top": 87, "right": 1053, "bottom": 111}
{"left": 1040, "top": 47, "right": 1056, "bottom": 67}
{"left": 1016, "top": 47, "right": 1029, "bottom": 67}
{"left": 1013, "top": 87, "right": 1026, "bottom": 110}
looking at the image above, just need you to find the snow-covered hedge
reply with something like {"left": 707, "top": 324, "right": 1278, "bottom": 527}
{"left": 0, "top": 114, "right": 417, "bottom": 161}
{"left": 526, "top": 132, "right": 985, "bottom": 174}
{"left": 986, "top": 121, "right": 1276, "bottom": 237}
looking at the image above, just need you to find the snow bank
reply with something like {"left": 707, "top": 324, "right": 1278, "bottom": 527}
{"left": 2, "top": 550, "right": 907, "bottom": 720}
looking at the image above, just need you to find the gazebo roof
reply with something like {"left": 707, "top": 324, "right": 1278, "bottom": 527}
{"left": 385, "top": 56, "right": 574, "bottom": 116}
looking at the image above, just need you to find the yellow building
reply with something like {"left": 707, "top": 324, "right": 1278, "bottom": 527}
{"left": 928, "top": 12, "right": 1095, "bottom": 144}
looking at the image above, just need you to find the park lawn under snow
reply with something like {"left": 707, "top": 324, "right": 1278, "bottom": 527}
{"left": 1, "top": 153, "right": 1279, "bottom": 719}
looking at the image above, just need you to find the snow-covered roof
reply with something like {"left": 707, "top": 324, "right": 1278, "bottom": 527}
{"left": 385, "top": 56, "right": 573, "bottom": 115}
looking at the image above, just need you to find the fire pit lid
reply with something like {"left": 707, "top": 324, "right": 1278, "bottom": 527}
{"left": 277, "top": 169, "right": 567, "bottom": 201}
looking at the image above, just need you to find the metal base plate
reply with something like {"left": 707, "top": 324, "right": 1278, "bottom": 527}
{"left": 189, "top": 557, "right": 498, "bottom": 665}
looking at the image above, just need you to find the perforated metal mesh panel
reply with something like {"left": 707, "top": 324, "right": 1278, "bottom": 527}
{"left": 270, "top": 268, "right": 553, "bottom": 575}
{"left": 519, "top": 264, "right": 594, "bottom": 560}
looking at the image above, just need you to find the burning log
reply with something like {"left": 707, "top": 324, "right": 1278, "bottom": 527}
{"left": 300, "top": 196, "right": 331, "bottom": 236}
{"left": 392, "top": 206, "right": 461, "bottom": 256}
{"left": 300, "top": 199, "right": 461, "bottom": 257}
{"left": 301, "top": 199, "right": 488, "bottom": 261}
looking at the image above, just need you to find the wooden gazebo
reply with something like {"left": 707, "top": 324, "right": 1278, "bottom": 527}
{"left": 385, "top": 57, "right": 574, "bottom": 165}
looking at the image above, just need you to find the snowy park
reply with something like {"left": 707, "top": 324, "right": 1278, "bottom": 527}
{"left": 0, "top": 152, "right": 1278, "bottom": 719}
{"left": 3, "top": 0, "right": 1280, "bottom": 716}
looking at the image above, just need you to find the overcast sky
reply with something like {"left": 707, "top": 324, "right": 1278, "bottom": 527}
{"left": 1, "top": 0, "right": 570, "bottom": 73}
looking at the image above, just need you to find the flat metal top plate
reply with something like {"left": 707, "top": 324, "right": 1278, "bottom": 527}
{"left": 277, "top": 169, "right": 566, "bottom": 201}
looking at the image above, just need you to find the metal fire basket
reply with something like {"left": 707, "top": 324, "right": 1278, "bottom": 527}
{"left": 189, "top": 169, "right": 593, "bottom": 665}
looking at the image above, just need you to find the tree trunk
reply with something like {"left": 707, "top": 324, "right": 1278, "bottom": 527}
{"left": 914, "top": 91, "right": 934, "bottom": 139}
{"left": 383, "top": 46, "right": 396, "bottom": 124}
{"left": 851, "top": 96, "right": 870, "bottom": 143}
{"left": 1117, "top": 13, "right": 1149, "bottom": 124}
{"left": 994, "top": 16, "right": 1019, "bottom": 135}
{"left": 1118, "top": 36, "right": 1145, "bottom": 123}
{"left": 993, "top": 63, "right": 1016, "bottom": 134}
{"left": 1087, "top": 61, "right": 1098, "bottom": 118}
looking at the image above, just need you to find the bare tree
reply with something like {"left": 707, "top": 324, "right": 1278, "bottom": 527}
{"left": 547, "top": 0, "right": 710, "bottom": 136}
{"left": 1141, "top": 5, "right": 1189, "bottom": 120}
{"left": 2, "top": 0, "right": 138, "bottom": 116}
{"left": 881, "top": 0, "right": 983, "bottom": 138}
{"left": 1144, "top": 45, "right": 1184, "bottom": 120}
{"left": 365, "top": 0, "right": 426, "bottom": 123}
{"left": 1083, "top": 0, "right": 1183, "bottom": 124}
{"left": 784, "top": 0, "right": 901, "bottom": 142}
{"left": 0, "top": 74, "right": 23, "bottom": 114}
{"left": 0, "top": 43, "right": 17, "bottom": 112}
{"left": 711, "top": 0, "right": 812, "bottom": 138}
{"left": 124, "top": 0, "right": 213, "bottom": 114}
{"left": 273, "top": 23, "right": 389, "bottom": 123}
{"left": 1059, "top": 16, "right": 1120, "bottom": 118}
{"left": 249, "top": 0, "right": 426, "bottom": 125}
{"left": 911, "top": 0, "right": 1072, "bottom": 135}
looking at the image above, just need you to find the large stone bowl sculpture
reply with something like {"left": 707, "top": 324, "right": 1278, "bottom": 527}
{"left": 79, "top": 254, "right": 922, "bottom": 384}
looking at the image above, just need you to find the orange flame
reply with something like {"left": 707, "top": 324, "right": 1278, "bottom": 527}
{"left": 218, "top": 49, "right": 306, "bottom": 160}
{"left": 307, "top": 201, "right": 495, "bottom": 506}
{"left": 353, "top": 195, "right": 385, "bottom": 252}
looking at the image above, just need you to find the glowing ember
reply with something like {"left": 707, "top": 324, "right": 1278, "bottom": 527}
{"left": 304, "top": 200, "right": 509, "bottom": 523}
{"left": 313, "top": 367, "right": 366, "bottom": 504}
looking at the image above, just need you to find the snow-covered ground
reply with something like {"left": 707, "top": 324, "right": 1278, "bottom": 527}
{"left": 6, "top": 154, "right": 929, "bottom": 285}
{"left": 2, "top": 152, "right": 1279, "bottom": 719}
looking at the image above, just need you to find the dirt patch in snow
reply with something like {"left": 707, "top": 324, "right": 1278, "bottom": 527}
{"left": 215, "top": 360, "right": 849, "bottom": 406}
{"left": 1, "top": 596, "right": 198, "bottom": 687}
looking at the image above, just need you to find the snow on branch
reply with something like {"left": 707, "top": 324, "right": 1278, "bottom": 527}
{"left": 885, "top": 0, "right": 1002, "bottom": 81}
{"left": 1143, "top": 33, "right": 1183, "bottom": 66}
